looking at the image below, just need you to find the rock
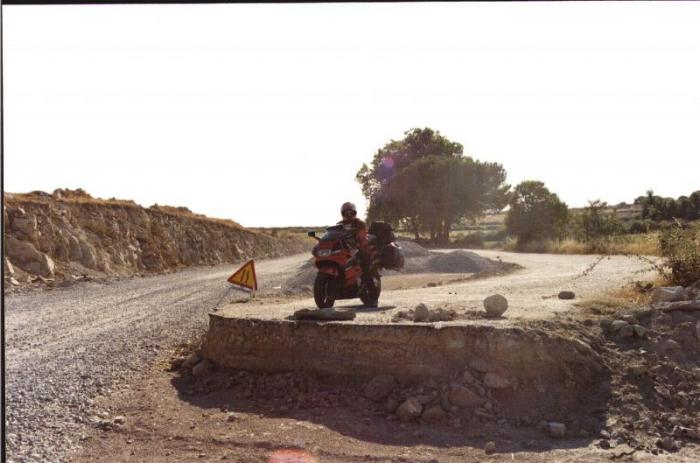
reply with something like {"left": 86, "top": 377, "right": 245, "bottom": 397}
{"left": 448, "top": 384, "right": 483, "bottom": 409}
{"left": 657, "top": 339, "right": 681, "bottom": 355}
{"left": 483, "top": 294, "right": 508, "bottom": 317}
{"left": 113, "top": 416, "right": 125, "bottom": 425}
{"left": 192, "top": 360, "right": 213, "bottom": 377}
{"left": 545, "top": 422, "right": 567, "bottom": 438}
{"left": 558, "top": 291, "right": 575, "bottom": 300}
{"left": 9, "top": 277, "right": 20, "bottom": 286}
{"left": 413, "top": 303, "right": 430, "bottom": 322}
{"left": 696, "top": 321, "right": 700, "bottom": 342}
{"left": 599, "top": 439, "right": 611, "bottom": 449}
{"left": 226, "top": 413, "right": 238, "bottom": 423}
{"left": 181, "top": 353, "right": 202, "bottom": 370}
{"left": 364, "top": 374, "right": 396, "bottom": 401}
{"left": 484, "top": 441, "right": 496, "bottom": 454}
{"left": 462, "top": 369, "right": 476, "bottom": 384}
{"left": 293, "top": 307, "right": 356, "bottom": 321}
{"left": 672, "top": 426, "right": 699, "bottom": 440}
{"left": 4, "top": 258, "right": 15, "bottom": 277}
{"left": 618, "top": 324, "right": 634, "bottom": 339}
{"left": 386, "top": 397, "right": 399, "bottom": 413}
{"left": 652, "top": 286, "right": 686, "bottom": 303}
{"left": 6, "top": 237, "right": 55, "bottom": 277}
{"left": 611, "top": 320, "right": 629, "bottom": 332}
{"left": 421, "top": 405, "right": 447, "bottom": 423}
{"left": 483, "top": 372, "right": 510, "bottom": 389}
{"left": 632, "top": 324, "right": 648, "bottom": 338}
{"left": 657, "top": 436, "right": 681, "bottom": 451}
{"left": 469, "top": 359, "right": 492, "bottom": 373}
{"left": 396, "top": 397, "right": 422, "bottom": 422}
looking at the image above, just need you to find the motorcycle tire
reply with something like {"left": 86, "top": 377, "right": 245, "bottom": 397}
{"left": 314, "top": 273, "right": 337, "bottom": 309}
{"left": 360, "top": 276, "right": 381, "bottom": 308}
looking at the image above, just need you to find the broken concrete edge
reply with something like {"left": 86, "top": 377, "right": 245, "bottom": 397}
{"left": 201, "top": 312, "right": 608, "bottom": 424}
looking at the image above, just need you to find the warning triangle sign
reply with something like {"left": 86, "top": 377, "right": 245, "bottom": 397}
{"left": 227, "top": 260, "right": 258, "bottom": 291}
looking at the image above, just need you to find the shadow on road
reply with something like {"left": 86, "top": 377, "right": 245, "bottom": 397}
{"left": 169, "top": 369, "right": 599, "bottom": 455}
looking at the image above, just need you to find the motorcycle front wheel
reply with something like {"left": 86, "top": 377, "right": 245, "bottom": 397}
{"left": 360, "top": 275, "right": 381, "bottom": 308}
{"left": 313, "top": 273, "right": 337, "bottom": 309}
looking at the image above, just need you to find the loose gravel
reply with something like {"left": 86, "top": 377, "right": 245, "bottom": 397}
{"left": 3, "top": 254, "right": 307, "bottom": 463}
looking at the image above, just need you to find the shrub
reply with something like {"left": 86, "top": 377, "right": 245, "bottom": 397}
{"left": 658, "top": 222, "right": 700, "bottom": 285}
{"left": 572, "top": 200, "right": 625, "bottom": 253}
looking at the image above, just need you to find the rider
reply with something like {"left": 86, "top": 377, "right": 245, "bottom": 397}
{"left": 338, "top": 202, "right": 373, "bottom": 286}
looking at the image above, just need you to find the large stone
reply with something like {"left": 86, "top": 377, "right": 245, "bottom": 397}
{"left": 6, "top": 237, "right": 55, "bottom": 277}
{"left": 421, "top": 405, "right": 446, "bottom": 423}
{"left": 181, "top": 352, "right": 202, "bottom": 370}
{"left": 483, "top": 372, "right": 511, "bottom": 389}
{"left": 449, "top": 384, "right": 484, "bottom": 408}
{"left": 293, "top": 307, "right": 356, "bottom": 321}
{"left": 611, "top": 320, "right": 629, "bottom": 332}
{"left": 652, "top": 286, "right": 686, "bottom": 303}
{"left": 483, "top": 294, "right": 508, "bottom": 317}
{"left": 364, "top": 374, "right": 396, "bottom": 401}
{"left": 396, "top": 397, "right": 422, "bottom": 422}
{"left": 413, "top": 303, "right": 430, "bottom": 322}
{"left": 618, "top": 324, "right": 634, "bottom": 339}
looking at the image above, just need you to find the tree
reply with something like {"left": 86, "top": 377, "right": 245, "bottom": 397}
{"left": 573, "top": 200, "right": 624, "bottom": 249}
{"left": 356, "top": 128, "right": 509, "bottom": 244}
{"left": 505, "top": 181, "right": 569, "bottom": 244}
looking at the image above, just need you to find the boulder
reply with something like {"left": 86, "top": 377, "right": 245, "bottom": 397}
{"left": 484, "top": 441, "right": 496, "bottom": 454}
{"left": 293, "top": 307, "right": 356, "bottom": 321}
{"left": 448, "top": 384, "right": 484, "bottom": 409}
{"left": 181, "top": 352, "right": 202, "bottom": 370}
{"left": 483, "top": 294, "right": 508, "bottom": 317}
{"left": 421, "top": 405, "right": 446, "bottom": 423}
{"left": 611, "top": 320, "right": 629, "bottom": 332}
{"left": 632, "top": 324, "right": 648, "bottom": 338}
{"left": 652, "top": 286, "right": 686, "bottom": 303}
{"left": 413, "top": 303, "right": 430, "bottom": 322}
{"left": 618, "top": 324, "right": 635, "bottom": 339}
{"left": 396, "top": 397, "right": 422, "bottom": 422}
{"left": 364, "top": 374, "right": 396, "bottom": 401}
{"left": 6, "top": 237, "right": 55, "bottom": 277}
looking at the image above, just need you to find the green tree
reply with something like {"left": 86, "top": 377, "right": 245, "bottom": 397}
{"left": 356, "top": 128, "right": 509, "bottom": 244}
{"left": 573, "top": 200, "right": 625, "bottom": 250}
{"left": 505, "top": 181, "right": 569, "bottom": 244}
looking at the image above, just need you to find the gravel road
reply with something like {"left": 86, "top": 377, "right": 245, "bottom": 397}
{"left": 3, "top": 254, "right": 307, "bottom": 463}
{"left": 3, "top": 250, "right": 654, "bottom": 462}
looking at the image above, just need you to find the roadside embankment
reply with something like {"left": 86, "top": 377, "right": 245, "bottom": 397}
{"left": 3, "top": 189, "right": 309, "bottom": 291}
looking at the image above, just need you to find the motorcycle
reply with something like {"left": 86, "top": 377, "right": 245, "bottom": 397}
{"left": 307, "top": 222, "right": 403, "bottom": 309}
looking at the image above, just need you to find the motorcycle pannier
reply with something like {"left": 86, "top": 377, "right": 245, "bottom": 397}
{"left": 368, "top": 221, "right": 396, "bottom": 246}
{"left": 380, "top": 242, "right": 405, "bottom": 270}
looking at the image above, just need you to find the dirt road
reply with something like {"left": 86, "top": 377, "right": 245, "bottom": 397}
{"left": 4, "top": 250, "right": 654, "bottom": 462}
{"left": 220, "top": 250, "right": 656, "bottom": 322}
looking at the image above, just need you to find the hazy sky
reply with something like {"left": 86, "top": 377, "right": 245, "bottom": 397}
{"left": 3, "top": 3, "right": 699, "bottom": 227}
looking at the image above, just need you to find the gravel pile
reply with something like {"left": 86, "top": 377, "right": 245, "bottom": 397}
{"left": 284, "top": 241, "right": 499, "bottom": 289}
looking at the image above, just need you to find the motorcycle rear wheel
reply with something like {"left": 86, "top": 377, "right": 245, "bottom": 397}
{"left": 314, "top": 273, "right": 337, "bottom": 309}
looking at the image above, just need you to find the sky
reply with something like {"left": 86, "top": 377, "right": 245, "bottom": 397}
{"left": 3, "top": 3, "right": 699, "bottom": 227}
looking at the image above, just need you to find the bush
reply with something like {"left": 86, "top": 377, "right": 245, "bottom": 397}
{"left": 659, "top": 222, "right": 700, "bottom": 285}
{"left": 572, "top": 200, "right": 625, "bottom": 253}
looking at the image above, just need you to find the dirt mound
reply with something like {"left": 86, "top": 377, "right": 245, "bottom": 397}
{"left": 396, "top": 240, "right": 431, "bottom": 258}
{"left": 283, "top": 242, "right": 500, "bottom": 290}
{"left": 428, "top": 250, "right": 496, "bottom": 273}
{"left": 3, "top": 189, "right": 309, "bottom": 291}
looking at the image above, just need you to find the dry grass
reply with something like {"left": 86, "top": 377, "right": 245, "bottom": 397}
{"left": 574, "top": 276, "right": 666, "bottom": 313}
{"left": 502, "top": 234, "right": 660, "bottom": 256}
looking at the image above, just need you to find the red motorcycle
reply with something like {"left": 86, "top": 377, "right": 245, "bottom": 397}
{"left": 307, "top": 222, "right": 403, "bottom": 309}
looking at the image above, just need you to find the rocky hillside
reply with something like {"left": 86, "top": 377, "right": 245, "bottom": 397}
{"left": 3, "top": 189, "right": 309, "bottom": 289}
